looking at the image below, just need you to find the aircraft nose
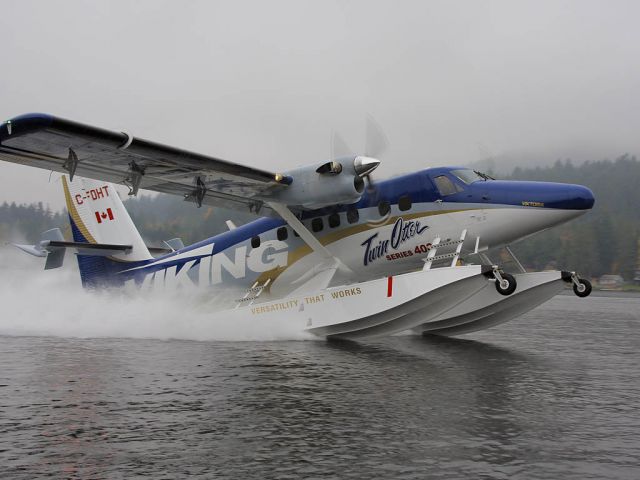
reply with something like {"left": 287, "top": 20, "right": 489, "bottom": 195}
{"left": 510, "top": 181, "right": 595, "bottom": 210}
{"left": 567, "top": 185, "right": 595, "bottom": 210}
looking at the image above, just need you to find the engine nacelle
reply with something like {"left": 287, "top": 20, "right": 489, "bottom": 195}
{"left": 267, "top": 156, "right": 379, "bottom": 209}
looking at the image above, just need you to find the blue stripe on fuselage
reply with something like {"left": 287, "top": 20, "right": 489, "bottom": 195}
{"left": 122, "top": 217, "right": 287, "bottom": 280}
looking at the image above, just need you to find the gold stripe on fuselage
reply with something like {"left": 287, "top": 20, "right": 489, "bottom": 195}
{"left": 255, "top": 208, "right": 476, "bottom": 287}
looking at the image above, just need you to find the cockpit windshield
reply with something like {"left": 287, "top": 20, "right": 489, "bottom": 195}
{"left": 451, "top": 169, "right": 493, "bottom": 184}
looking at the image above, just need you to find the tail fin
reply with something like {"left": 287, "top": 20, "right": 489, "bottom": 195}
{"left": 62, "top": 176, "right": 152, "bottom": 287}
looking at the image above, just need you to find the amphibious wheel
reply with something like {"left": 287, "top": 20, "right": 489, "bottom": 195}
{"left": 573, "top": 278, "right": 592, "bottom": 298}
{"left": 495, "top": 272, "right": 517, "bottom": 296}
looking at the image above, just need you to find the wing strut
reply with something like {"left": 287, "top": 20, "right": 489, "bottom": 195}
{"left": 267, "top": 202, "right": 354, "bottom": 288}
{"left": 267, "top": 202, "right": 333, "bottom": 260}
{"left": 126, "top": 160, "right": 145, "bottom": 196}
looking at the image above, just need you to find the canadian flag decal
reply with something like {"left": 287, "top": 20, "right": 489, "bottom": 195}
{"left": 95, "top": 208, "right": 114, "bottom": 224}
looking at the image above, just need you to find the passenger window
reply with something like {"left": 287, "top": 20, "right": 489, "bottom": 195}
{"left": 433, "top": 175, "right": 460, "bottom": 196}
{"left": 398, "top": 195, "right": 412, "bottom": 211}
{"left": 251, "top": 236, "right": 261, "bottom": 248}
{"left": 277, "top": 227, "right": 288, "bottom": 241}
{"left": 328, "top": 213, "right": 340, "bottom": 228}
{"left": 378, "top": 201, "right": 390, "bottom": 216}
{"left": 347, "top": 209, "right": 359, "bottom": 224}
{"left": 311, "top": 218, "right": 323, "bottom": 232}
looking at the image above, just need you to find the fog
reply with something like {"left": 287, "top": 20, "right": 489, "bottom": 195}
{"left": 1, "top": 0, "right": 639, "bottom": 210}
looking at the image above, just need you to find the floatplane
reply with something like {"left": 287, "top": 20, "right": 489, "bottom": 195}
{"left": 0, "top": 113, "right": 595, "bottom": 339}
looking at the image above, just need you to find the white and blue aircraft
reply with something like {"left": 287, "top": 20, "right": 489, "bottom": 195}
{"left": 0, "top": 113, "right": 595, "bottom": 338}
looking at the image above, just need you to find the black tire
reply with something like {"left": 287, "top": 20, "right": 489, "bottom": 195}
{"left": 495, "top": 272, "right": 517, "bottom": 296}
{"left": 573, "top": 278, "right": 592, "bottom": 298}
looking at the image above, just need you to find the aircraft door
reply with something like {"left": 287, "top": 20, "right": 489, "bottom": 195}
{"left": 425, "top": 173, "right": 467, "bottom": 242}
{"left": 428, "top": 172, "right": 486, "bottom": 253}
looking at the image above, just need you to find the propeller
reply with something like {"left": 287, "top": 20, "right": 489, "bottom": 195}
{"left": 329, "top": 115, "right": 388, "bottom": 193}
{"left": 364, "top": 114, "right": 389, "bottom": 159}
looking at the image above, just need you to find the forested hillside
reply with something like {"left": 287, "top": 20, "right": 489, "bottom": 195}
{"left": 0, "top": 196, "right": 254, "bottom": 248}
{"left": 0, "top": 202, "right": 67, "bottom": 243}
{"left": 122, "top": 195, "right": 257, "bottom": 245}
{"left": 1, "top": 154, "right": 638, "bottom": 280}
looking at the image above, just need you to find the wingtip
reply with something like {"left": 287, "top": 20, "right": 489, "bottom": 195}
{"left": 1, "top": 112, "right": 54, "bottom": 142}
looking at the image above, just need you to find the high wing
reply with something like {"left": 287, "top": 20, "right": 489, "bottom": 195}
{"left": 0, "top": 113, "right": 292, "bottom": 215}
{"left": 0, "top": 112, "right": 380, "bottom": 270}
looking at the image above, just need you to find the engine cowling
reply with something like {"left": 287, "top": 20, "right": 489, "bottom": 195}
{"left": 268, "top": 156, "right": 380, "bottom": 209}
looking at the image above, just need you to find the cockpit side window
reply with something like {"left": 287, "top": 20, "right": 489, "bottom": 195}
{"left": 452, "top": 168, "right": 495, "bottom": 183}
{"left": 451, "top": 169, "right": 480, "bottom": 185}
{"left": 433, "top": 175, "right": 462, "bottom": 196}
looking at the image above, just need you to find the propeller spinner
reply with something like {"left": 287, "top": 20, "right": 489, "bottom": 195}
{"left": 353, "top": 156, "right": 381, "bottom": 177}
{"left": 322, "top": 115, "right": 388, "bottom": 194}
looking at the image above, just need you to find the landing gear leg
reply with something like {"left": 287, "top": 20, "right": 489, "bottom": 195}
{"left": 493, "top": 266, "right": 517, "bottom": 296}
{"left": 566, "top": 272, "right": 592, "bottom": 298}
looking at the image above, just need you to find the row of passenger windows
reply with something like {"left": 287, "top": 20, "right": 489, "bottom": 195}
{"left": 377, "top": 194, "right": 412, "bottom": 216}
{"left": 250, "top": 195, "right": 413, "bottom": 247}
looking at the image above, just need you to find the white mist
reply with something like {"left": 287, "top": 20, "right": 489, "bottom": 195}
{"left": 0, "top": 248, "right": 314, "bottom": 342}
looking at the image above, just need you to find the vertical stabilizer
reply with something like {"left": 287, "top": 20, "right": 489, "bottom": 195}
{"left": 62, "top": 176, "right": 152, "bottom": 287}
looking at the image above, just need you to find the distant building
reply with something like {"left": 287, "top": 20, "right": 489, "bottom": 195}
{"left": 598, "top": 274, "right": 625, "bottom": 290}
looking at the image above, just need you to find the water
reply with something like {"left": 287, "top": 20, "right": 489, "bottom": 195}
{"left": 1, "top": 293, "right": 639, "bottom": 479}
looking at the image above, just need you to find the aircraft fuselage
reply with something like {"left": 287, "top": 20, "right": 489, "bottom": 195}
{"left": 118, "top": 166, "right": 594, "bottom": 300}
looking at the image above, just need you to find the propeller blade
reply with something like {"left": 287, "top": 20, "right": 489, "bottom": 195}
{"left": 365, "top": 114, "right": 389, "bottom": 158}
{"left": 331, "top": 131, "right": 353, "bottom": 159}
{"left": 329, "top": 116, "right": 388, "bottom": 198}
{"left": 365, "top": 174, "right": 374, "bottom": 190}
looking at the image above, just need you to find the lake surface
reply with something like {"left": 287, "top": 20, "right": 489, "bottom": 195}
{"left": 1, "top": 293, "right": 639, "bottom": 479}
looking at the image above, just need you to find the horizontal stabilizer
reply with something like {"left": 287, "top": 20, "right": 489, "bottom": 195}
{"left": 163, "top": 237, "right": 185, "bottom": 251}
{"left": 45, "top": 240, "right": 133, "bottom": 256}
{"left": 11, "top": 228, "right": 138, "bottom": 270}
{"left": 11, "top": 228, "right": 67, "bottom": 260}
{"left": 148, "top": 246, "right": 173, "bottom": 255}
{"left": 12, "top": 228, "right": 68, "bottom": 270}
{"left": 42, "top": 227, "right": 64, "bottom": 242}
{"left": 12, "top": 243, "right": 48, "bottom": 257}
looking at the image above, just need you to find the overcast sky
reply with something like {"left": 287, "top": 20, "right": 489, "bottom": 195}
{"left": 1, "top": 0, "right": 639, "bottom": 209}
